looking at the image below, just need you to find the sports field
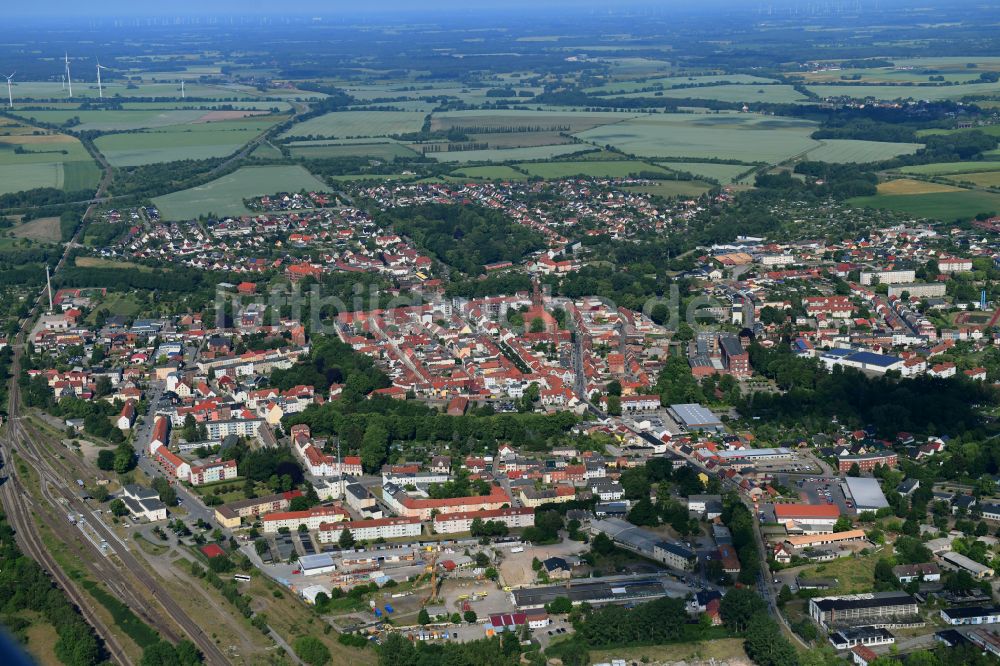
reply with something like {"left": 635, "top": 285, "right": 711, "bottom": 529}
{"left": 279, "top": 111, "right": 426, "bottom": 139}
{"left": 574, "top": 112, "right": 819, "bottom": 163}
{"left": 95, "top": 118, "right": 281, "bottom": 166}
{"left": 152, "top": 165, "right": 329, "bottom": 220}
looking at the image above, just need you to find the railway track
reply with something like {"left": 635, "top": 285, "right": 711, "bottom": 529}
{"left": 0, "top": 142, "right": 231, "bottom": 665}
{"left": 0, "top": 454, "right": 133, "bottom": 664}
{"left": 4, "top": 360, "right": 230, "bottom": 665}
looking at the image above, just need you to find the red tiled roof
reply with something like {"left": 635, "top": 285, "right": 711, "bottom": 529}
{"left": 774, "top": 504, "right": 841, "bottom": 519}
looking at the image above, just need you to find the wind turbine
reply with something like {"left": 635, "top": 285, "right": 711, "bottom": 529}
{"left": 64, "top": 53, "right": 72, "bottom": 96}
{"left": 96, "top": 60, "right": 110, "bottom": 98}
{"left": 180, "top": 80, "right": 185, "bottom": 98}
{"left": 5, "top": 72, "right": 14, "bottom": 108}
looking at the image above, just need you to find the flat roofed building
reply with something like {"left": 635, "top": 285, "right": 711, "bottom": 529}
{"left": 298, "top": 553, "right": 336, "bottom": 576}
{"left": 940, "top": 606, "right": 1000, "bottom": 625}
{"left": 844, "top": 477, "right": 890, "bottom": 510}
{"left": 829, "top": 626, "right": 895, "bottom": 650}
{"left": 808, "top": 592, "right": 918, "bottom": 629}
{"left": 859, "top": 269, "right": 915, "bottom": 286}
{"left": 668, "top": 403, "right": 724, "bottom": 431}
{"left": 317, "top": 516, "right": 422, "bottom": 543}
{"left": 784, "top": 529, "right": 867, "bottom": 551}
{"left": 774, "top": 503, "right": 841, "bottom": 523}
{"left": 941, "top": 551, "right": 994, "bottom": 580}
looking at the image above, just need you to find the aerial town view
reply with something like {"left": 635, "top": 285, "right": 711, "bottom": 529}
{"left": 4, "top": 1, "right": 1000, "bottom": 665}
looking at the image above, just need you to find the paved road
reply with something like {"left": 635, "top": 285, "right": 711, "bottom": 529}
{"left": 132, "top": 382, "right": 217, "bottom": 527}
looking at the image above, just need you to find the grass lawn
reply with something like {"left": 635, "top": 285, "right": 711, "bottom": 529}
{"left": 85, "top": 292, "right": 143, "bottom": 323}
{"left": 152, "top": 165, "right": 328, "bottom": 220}
{"left": 797, "top": 550, "right": 886, "bottom": 594}
{"left": 190, "top": 480, "right": 250, "bottom": 504}
{"left": 12, "top": 216, "right": 61, "bottom": 242}
{"left": 624, "top": 180, "right": 713, "bottom": 198}
{"left": 587, "top": 637, "right": 748, "bottom": 664}
{"left": 23, "top": 616, "right": 61, "bottom": 666}
{"left": 76, "top": 256, "right": 152, "bottom": 271}
{"left": 243, "top": 574, "right": 376, "bottom": 665}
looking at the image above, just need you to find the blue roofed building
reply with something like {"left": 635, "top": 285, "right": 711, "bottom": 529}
{"left": 819, "top": 348, "right": 903, "bottom": 374}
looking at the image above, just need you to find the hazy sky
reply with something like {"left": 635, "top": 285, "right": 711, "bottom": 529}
{"left": 3, "top": 0, "right": 827, "bottom": 18}
{"left": 5, "top": 0, "right": 957, "bottom": 19}
{"left": 13, "top": 0, "right": 633, "bottom": 16}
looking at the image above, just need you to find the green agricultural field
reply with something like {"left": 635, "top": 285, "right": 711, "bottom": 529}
{"left": 585, "top": 73, "right": 778, "bottom": 94}
{"left": 799, "top": 68, "right": 985, "bottom": 84}
{"left": 850, "top": 189, "right": 1000, "bottom": 220}
{"left": 917, "top": 125, "right": 1000, "bottom": 138}
{"left": 899, "top": 161, "right": 1000, "bottom": 176}
{"left": 575, "top": 112, "right": 819, "bottom": 163}
{"left": 0, "top": 129, "right": 100, "bottom": 193}
{"left": 249, "top": 142, "right": 284, "bottom": 160}
{"left": 611, "top": 83, "right": 809, "bottom": 104}
{"left": 425, "top": 143, "right": 598, "bottom": 163}
{"left": 944, "top": 170, "right": 1000, "bottom": 188}
{"left": 152, "top": 165, "right": 329, "bottom": 220}
{"left": 450, "top": 166, "right": 527, "bottom": 180}
{"left": 288, "top": 141, "right": 419, "bottom": 160}
{"left": 658, "top": 161, "right": 757, "bottom": 184}
{"left": 279, "top": 111, "right": 426, "bottom": 139}
{"left": 517, "top": 160, "right": 669, "bottom": 178}
{"left": 95, "top": 118, "right": 281, "bottom": 166}
{"left": 16, "top": 109, "right": 209, "bottom": 132}
{"left": 805, "top": 81, "right": 1000, "bottom": 101}
{"left": 8, "top": 80, "right": 321, "bottom": 101}
{"left": 110, "top": 101, "right": 291, "bottom": 112}
{"left": 430, "top": 109, "right": 636, "bottom": 134}
{"left": 804, "top": 139, "right": 922, "bottom": 164}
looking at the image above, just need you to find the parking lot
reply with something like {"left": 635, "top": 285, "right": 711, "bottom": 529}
{"left": 790, "top": 476, "right": 854, "bottom": 516}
